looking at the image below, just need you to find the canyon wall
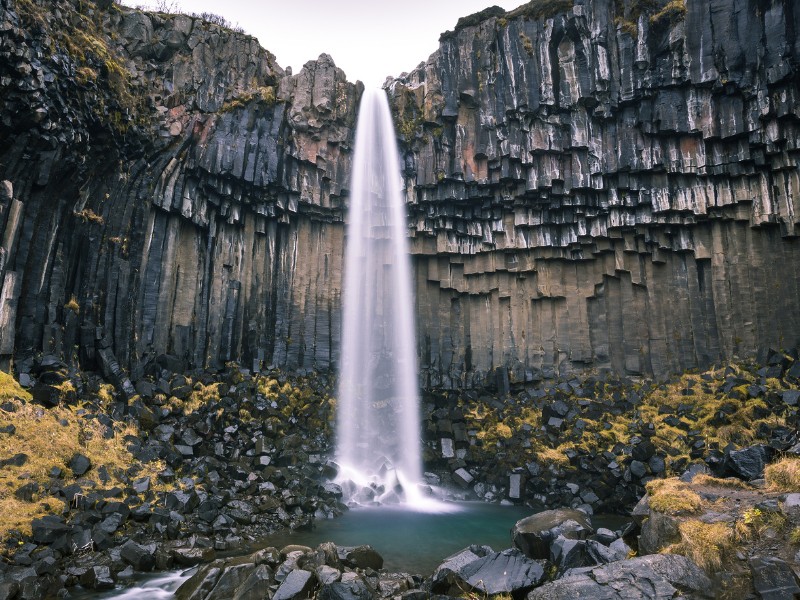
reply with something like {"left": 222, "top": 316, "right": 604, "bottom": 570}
{"left": 0, "top": 0, "right": 799, "bottom": 390}
{"left": 0, "top": 0, "right": 357, "bottom": 381}
{"left": 390, "top": 0, "right": 800, "bottom": 387}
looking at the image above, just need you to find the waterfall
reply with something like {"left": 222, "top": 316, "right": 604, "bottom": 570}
{"left": 335, "top": 88, "right": 431, "bottom": 508}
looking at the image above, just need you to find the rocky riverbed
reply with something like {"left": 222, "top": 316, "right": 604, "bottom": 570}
{"left": 0, "top": 348, "right": 798, "bottom": 598}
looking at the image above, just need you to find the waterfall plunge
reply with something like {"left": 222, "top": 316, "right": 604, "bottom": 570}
{"left": 336, "top": 89, "right": 440, "bottom": 510}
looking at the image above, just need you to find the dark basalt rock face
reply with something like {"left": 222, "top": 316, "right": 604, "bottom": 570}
{"left": 1, "top": 0, "right": 799, "bottom": 390}
{"left": 0, "top": 0, "right": 357, "bottom": 380}
{"left": 388, "top": 0, "right": 800, "bottom": 388}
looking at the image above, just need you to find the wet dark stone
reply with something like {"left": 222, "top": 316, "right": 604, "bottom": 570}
{"left": 512, "top": 509, "right": 593, "bottom": 560}
{"left": 726, "top": 445, "right": 771, "bottom": 480}
{"left": 0, "top": 453, "right": 28, "bottom": 468}
{"left": 337, "top": 545, "right": 383, "bottom": 570}
{"left": 456, "top": 548, "right": 546, "bottom": 595}
{"left": 14, "top": 482, "right": 39, "bottom": 502}
{"left": 749, "top": 556, "right": 800, "bottom": 600}
{"left": 31, "top": 516, "right": 71, "bottom": 545}
{"left": 120, "top": 539, "right": 156, "bottom": 571}
{"left": 68, "top": 453, "right": 92, "bottom": 476}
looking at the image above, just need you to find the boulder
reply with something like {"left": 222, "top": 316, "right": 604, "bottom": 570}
{"left": 586, "top": 540, "right": 626, "bottom": 565}
{"left": 430, "top": 545, "right": 494, "bottom": 591}
{"left": 512, "top": 509, "right": 593, "bottom": 559}
{"left": 782, "top": 493, "right": 800, "bottom": 519}
{"left": 229, "top": 564, "right": 273, "bottom": 600}
{"left": 68, "top": 453, "right": 92, "bottom": 476}
{"left": 273, "top": 569, "right": 315, "bottom": 600}
{"left": 725, "top": 445, "right": 771, "bottom": 480}
{"left": 31, "top": 516, "right": 71, "bottom": 545}
{"left": 337, "top": 545, "right": 383, "bottom": 570}
{"left": 454, "top": 548, "right": 546, "bottom": 595}
{"left": 318, "top": 577, "right": 374, "bottom": 600}
{"left": 80, "top": 565, "right": 115, "bottom": 590}
{"left": 749, "top": 556, "right": 800, "bottom": 600}
{"left": 782, "top": 390, "right": 800, "bottom": 406}
{"left": 638, "top": 511, "right": 680, "bottom": 555}
{"left": 166, "top": 490, "right": 200, "bottom": 513}
{"left": 0, "top": 453, "right": 28, "bottom": 468}
{"left": 176, "top": 557, "right": 257, "bottom": 600}
{"left": 550, "top": 536, "right": 590, "bottom": 571}
{"left": 528, "top": 554, "right": 713, "bottom": 599}
{"left": 14, "top": 482, "right": 39, "bottom": 502}
{"left": 315, "top": 565, "right": 341, "bottom": 585}
{"left": 120, "top": 539, "right": 155, "bottom": 571}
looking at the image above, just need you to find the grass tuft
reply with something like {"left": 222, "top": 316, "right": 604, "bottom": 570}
{"left": 692, "top": 474, "right": 752, "bottom": 489}
{"left": 764, "top": 457, "right": 800, "bottom": 492}
{"left": 674, "top": 519, "right": 734, "bottom": 572}
{"left": 0, "top": 371, "right": 32, "bottom": 402}
{"left": 646, "top": 478, "right": 703, "bottom": 515}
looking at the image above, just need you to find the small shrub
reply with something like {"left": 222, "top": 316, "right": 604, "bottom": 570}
{"left": 649, "top": 0, "right": 686, "bottom": 26}
{"left": 736, "top": 506, "right": 787, "bottom": 541}
{"left": 536, "top": 445, "right": 570, "bottom": 467}
{"left": 181, "top": 382, "right": 219, "bottom": 414}
{"left": 74, "top": 208, "right": 104, "bottom": 225}
{"left": 65, "top": 295, "right": 80, "bottom": 314}
{"left": 509, "top": 0, "right": 574, "bottom": 20}
{"left": 220, "top": 86, "right": 276, "bottom": 112}
{"left": 97, "top": 384, "right": 115, "bottom": 405}
{"left": 765, "top": 457, "right": 800, "bottom": 491}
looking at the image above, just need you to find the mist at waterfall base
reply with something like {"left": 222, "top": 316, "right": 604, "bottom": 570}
{"left": 335, "top": 89, "right": 443, "bottom": 511}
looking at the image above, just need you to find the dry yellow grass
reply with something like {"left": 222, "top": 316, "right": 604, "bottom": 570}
{"left": 0, "top": 370, "right": 31, "bottom": 402}
{"left": 692, "top": 474, "right": 752, "bottom": 490}
{"left": 535, "top": 445, "right": 570, "bottom": 468}
{"left": 765, "top": 458, "right": 800, "bottom": 492}
{"left": 646, "top": 478, "right": 703, "bottom": 515}
{"left": 167, "top": 380, "right": 221, "bottom": 414}
{"left": 674, "top": 519, "right": 733, "bottom": 572}
{"left": 0, "top": 371, "right": 164, "bottom": 540}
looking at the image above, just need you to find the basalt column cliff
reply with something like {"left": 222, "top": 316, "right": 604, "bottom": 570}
{"left": 388, "top": 0, "right": 800, "bottom": 388}
{"left": 0, "top": 0, "right": 359, "bottom": 387}
{"left": 0, "top": 0, "right": 799, "bottom": 391}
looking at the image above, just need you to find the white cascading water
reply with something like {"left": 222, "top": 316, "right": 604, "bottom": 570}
{"left": 336, "top": 88, "right": 438, "bottom": 510}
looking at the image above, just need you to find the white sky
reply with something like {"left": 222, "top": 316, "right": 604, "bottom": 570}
{"left": 120, "top": 0, "right": 524, "bottom": 88}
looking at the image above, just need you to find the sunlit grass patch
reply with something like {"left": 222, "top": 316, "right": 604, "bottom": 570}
{"left": 646, "top": 478, "right": 703, "bottom": 515}
{"left": 671, "top": 519, "right": 733, "bottom": 572}
{"left": 765, "top": 457, "right": 800, "bottom": 492}
{"left": 0, "top": 371, "right": 164, "bottom": 541}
